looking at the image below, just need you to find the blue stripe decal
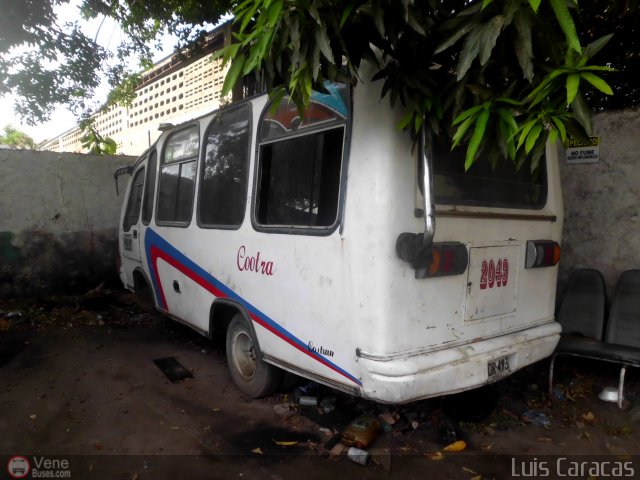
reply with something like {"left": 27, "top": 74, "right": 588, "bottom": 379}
{"left": 144, "top": 228, "right": 362, "bottom": 386}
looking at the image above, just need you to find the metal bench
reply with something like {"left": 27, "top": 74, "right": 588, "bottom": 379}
{"left": 549, "top": 269, "right": 640, "bottom": 408}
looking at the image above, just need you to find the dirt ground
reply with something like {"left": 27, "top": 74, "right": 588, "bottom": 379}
{"left": 1, "top": 290, "right": 639, "bottom": 480}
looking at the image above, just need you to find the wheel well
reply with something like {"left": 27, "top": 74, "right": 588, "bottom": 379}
{"left": 132, "top": 270, "right": 150, "bottom": 295}
{"left": 131, "top": 269, "right": 156, "bottom": 312}
{"left": 209, "top": 301, "right": 244, "bottom": 340}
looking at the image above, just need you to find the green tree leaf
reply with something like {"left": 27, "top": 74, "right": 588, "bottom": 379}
{"left": 479, "top": 16, "right": 505, "bottom": 65}
{"left": 549, "top": 0, "right": 582, "bottom": 54}
{"left": 514, "top": 10, "right": 534, "bottom": 81}
{"left": 525, "top": 123, "right": 542, "bottom": 153}
{"left": 566, "top": 73, "right": 580, "bottom": 105}
{"left": 456, "top": 27, "right": 483, "bottom": 80}
{"left": 221, "top": 53, "right": 246, "bottom": 97}
{"left": 571, "top": 92, "right": 593, "bottom": 135}
{"left": 465, "top": 109, "right": 490, "bottom": 170}
{"left": 580, "top": 72, "right": 613, "bottom": 95}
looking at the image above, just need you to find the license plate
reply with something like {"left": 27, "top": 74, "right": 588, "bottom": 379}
{"left": 487, "top": 354, "right": 514, "bottom": 382}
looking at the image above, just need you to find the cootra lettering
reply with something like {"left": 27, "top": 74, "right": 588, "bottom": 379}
{"left": 237, "top": 245, "right": 275, "bottom": 276}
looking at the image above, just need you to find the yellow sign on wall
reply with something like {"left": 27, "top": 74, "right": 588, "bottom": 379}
{"left": 565, "top": 136, "right": 600, "bottom": 164}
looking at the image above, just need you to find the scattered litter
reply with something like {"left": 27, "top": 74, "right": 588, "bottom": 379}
{"left": 341, "top": 416, "right": 380, "bottom": 449}
{"left": 437, "top": 425, "right": 466, "bottom": 445}
{"left": 552, "top": 386, "right": 566, "bottom": 401}
{"left": 324, "top": 433, "right": 342, "bottom": 451}
{"left": 6, "top": 311, "right": 23, "bottom": 319}
{"left": 322, "top": 403, "right": 335, "bottom": 413}
{"left": 582, "top": 411, "right": 596, "bottom": 424}
{"left": 425, "top": 451, "right": 444, "bottom": 460}
{"left": 522, "top": 410, "right": 551, "bottom": 428}
{"left": 443, "top": 440, "right": 466, "bottom": 452}
{"left": 251, "top": 447, "right": 263, "bottom": 455}
{"left": 536, "top": 437, "right": 553, "bottom": 443}
{"left": 299, "top": 396, "right": 318, "bottom": 406}
{"left": 411, "top": 420, "right": 419, "bottom": 430}
{"left": 328, "top": 442, "right": 346, "bottom": 458}
{"left": 462, "top": 466, "right": 478, "bottom": 475}
{"left": 29, "top": 414, "right": 37, "bottom": 420}
{"left": 273, "top": 403, "right": 296, "bottom": 418}
{"left": 598, "top": 387, "right": 621, "bottom": 403}
{"left": 379, "top": 411, "right": 395, "bottom": 426}
{"left": 273, "top": 440, "right": 298, "bottom": 447}
{"left": 318, "top": 427, "right": 333, "bottom": 436}
{"left": 346, "top": 446, "right": 371, "bottom": 466}
{"left": 294, "top": 382, "right": 321, "bottom": 400}
{"left": 320, "top": 397, "right": 336, "bottom": 413}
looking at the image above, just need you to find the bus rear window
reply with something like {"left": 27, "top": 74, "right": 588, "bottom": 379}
{"left": 432, "top": 140, "right": 547, "bottom": 209}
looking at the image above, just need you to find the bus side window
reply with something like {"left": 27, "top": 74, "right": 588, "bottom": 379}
{"left": 198, "top": 104, "right": 251, "bottom": 228}
{"left": 255, "top": 82, "right": 349, "bottom": 230}
{"left": 123, "top": 167, "right": 145, "bottom": 232}
{"left": 141, "top": 150, "right": 157, "bottom": 225}
{"left": 157, "top": 126, "right": 199, "bottom": 224}
{"left": 256, "top": 128, "right": 343, "bottom": 227}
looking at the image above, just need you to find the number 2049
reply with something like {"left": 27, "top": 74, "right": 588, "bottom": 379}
{"left": 480, "top": 258, "right": 509, "bottom": 290}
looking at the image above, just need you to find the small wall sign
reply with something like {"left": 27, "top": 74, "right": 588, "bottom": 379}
{"left": 565, "top": 136, "right": 600, "bottom": 164}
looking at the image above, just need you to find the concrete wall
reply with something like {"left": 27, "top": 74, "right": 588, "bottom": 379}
{"left": 558, "top": 109, "right": 640, "bottom": 297}
{"left": 2, "top": 110, "right": 638, "bottom": 299}
{"left": 0, "top": 150, "right": 135, "bottom": 297}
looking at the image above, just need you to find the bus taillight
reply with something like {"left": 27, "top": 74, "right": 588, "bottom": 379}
{"left": 525, "top": 240, "right": 561, "bottom": 269}
{"left": 425, "top": 243, "right": 468, "bottom": 277}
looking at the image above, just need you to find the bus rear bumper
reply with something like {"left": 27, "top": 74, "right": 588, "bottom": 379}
{"left": 357, "top": 321, "right": 561, "bottom": 404}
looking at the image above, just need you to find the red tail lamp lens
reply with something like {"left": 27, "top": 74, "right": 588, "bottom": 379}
{"left": 425, "top": 243, "right": 468, "bottom": 277}
{"left": 443, "top": 247, "right": 455, "bottom": 274}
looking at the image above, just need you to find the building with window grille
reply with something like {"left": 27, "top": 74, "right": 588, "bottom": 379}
{"left": 41, "top": 23, "right": 232, "bottom": 156}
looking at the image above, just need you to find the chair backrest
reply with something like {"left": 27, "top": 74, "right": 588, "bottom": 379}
{"left": 557, "top": 269, "right": 606, "bottom": 339}
{"left": 605, "top": 269, "right": 640, "bottom": 347}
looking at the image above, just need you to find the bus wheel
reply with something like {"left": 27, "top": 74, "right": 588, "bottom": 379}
{"left": 225, "top": 314, "right": 281, "bottom": 398}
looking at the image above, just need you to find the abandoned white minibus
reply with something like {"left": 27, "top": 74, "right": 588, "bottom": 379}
{"left": 117, "top": 72, "right": 563, "bottom": 404}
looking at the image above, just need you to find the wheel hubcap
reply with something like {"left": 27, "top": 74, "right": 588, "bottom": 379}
{"left": 232, "top": 330, "right": 257, "bottom": 381}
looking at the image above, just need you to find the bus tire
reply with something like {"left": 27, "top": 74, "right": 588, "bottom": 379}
{"left": 225, "top": 314, "right": 281, "bottom": 398}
